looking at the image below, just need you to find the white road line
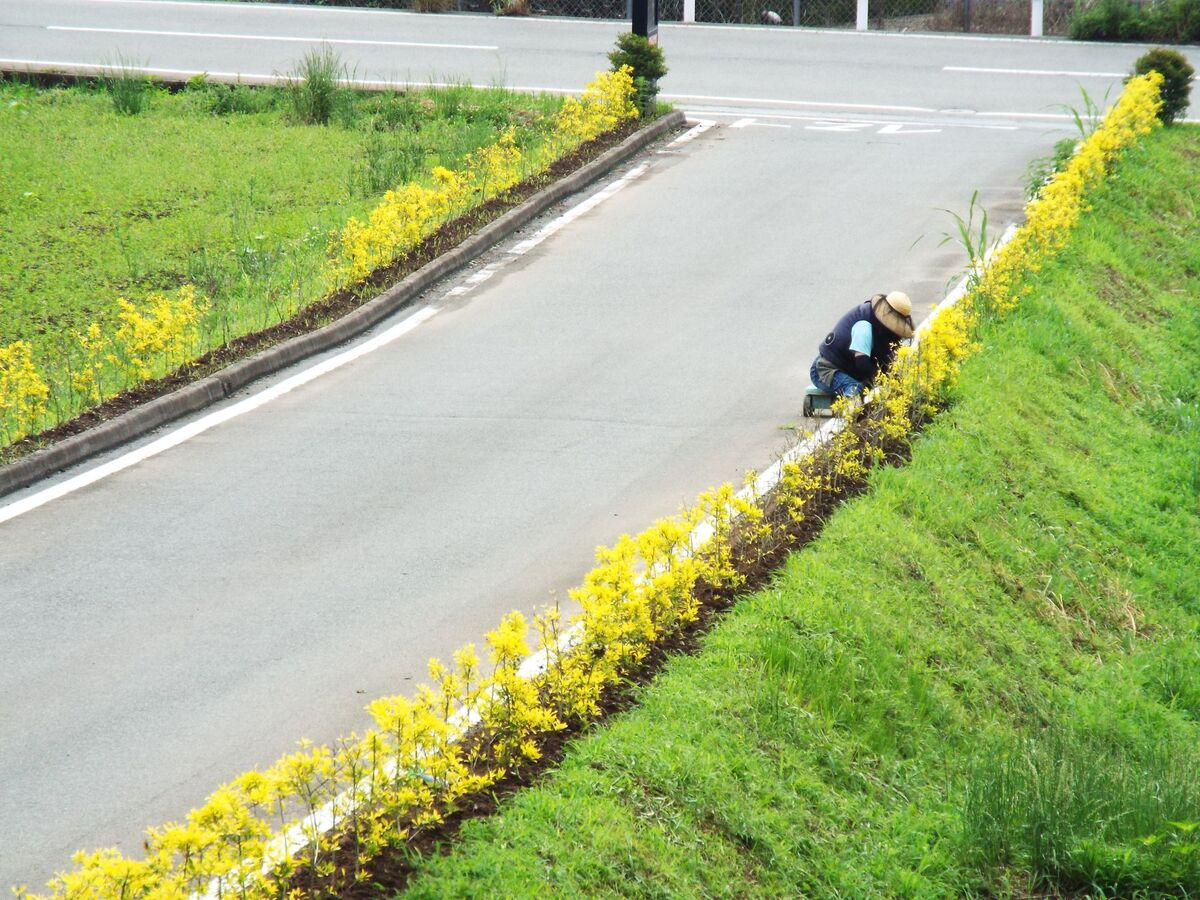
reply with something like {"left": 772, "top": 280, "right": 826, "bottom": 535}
{"left": 0, "top": 158, "right": 665, "bottom": 524}
{"left": 877, "top": 122, "right": 940, "bottom": 134}
{"left": 0, "top": 60, "right": 1095, "bottom": 124}
{"left": 47, "top": 25, "right": 498, "bottom": 51}
{"left": 668, "top": 117, "right": 717, "bottom": 145}
{"left": 508, "top": 162, "right": 648, "bottom": 255}
{"left": 944, "top": 65, "right": 1125, "bottom": 77}
{"left": 0, "top": 306, "right": 439, "bottom": 526}
{"left": 729, "top": 118, "right": 791, "bottom": 129}
{"left": 975, "top": 110, "right": 1077, "bottom": 120}
{"left": 696, "top": 109, "right": 1018, "bottom": 130}
{"left": 665, "top": 92, "right": 939, "bottom": 114}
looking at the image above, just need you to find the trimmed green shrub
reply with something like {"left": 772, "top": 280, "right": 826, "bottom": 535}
{"left": 608, "top": 33, "right": 667, "bottom": 117}
{"left": 1133, "top": 47, "right": 1194, "bottom": 124}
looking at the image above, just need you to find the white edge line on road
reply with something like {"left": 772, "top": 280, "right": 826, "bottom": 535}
{"left": 0, "top": 155, "right": 672, "bottom": 526}
{"left": 47, "top": 25, "right": 499, "bottom": 51}
{"left": 0, "top": 61, "right": 1093, "bottom": 123}
{"left": 975, "top": 110, "right": 1077, "bottom": 120}
{"left": 945, "top": 65, "right": 1125, "bottom": 77}
{"left": 508, "top": 161, "right": 649, "bottom": 255}
{"left": 0, "top": 59, "right": 583, "bottom": 95}
{"left": 0, "top": 307, "right": 438, "bottom": 527}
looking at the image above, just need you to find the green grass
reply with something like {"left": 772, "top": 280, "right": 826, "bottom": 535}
{"left": 0, "top": 73, "right": 561, "bottom": 436}
{"left": 396, "top": 126, "right": 1200, "bottom": 897}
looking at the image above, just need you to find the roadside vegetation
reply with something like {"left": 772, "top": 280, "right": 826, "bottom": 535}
{"left": 401, "top": 117, "right": 1200, "bottom": 897}
{"left": 1071, "top": 0, "right": 1199, "bottom": 43}
{"left": 0, "top": 55, "right": 641, "bottom": 452}
{"left": 15, "top": 75, "right": 1175, "bottom": 899}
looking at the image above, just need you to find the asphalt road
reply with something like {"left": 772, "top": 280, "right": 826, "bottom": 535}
{"left": 2, "top": 0, "right": 1193, "bottom": 888}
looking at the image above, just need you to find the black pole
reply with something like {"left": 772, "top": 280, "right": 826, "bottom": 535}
{"left": 632, "top": 0, "right": 659, "bottom": 41}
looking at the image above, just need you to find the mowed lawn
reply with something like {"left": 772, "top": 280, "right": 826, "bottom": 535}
{"left": 398, "top": 126, "right": 1200, "bottom": 897}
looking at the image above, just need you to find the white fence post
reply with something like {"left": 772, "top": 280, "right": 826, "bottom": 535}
{"left": 683, "top": 0, "right": 695, "bottom": 22}
{"left": 1030, "top": 0, "right": 1044, "bottom": 36}
{"left": 856, "top": 0, "right": 868, "bottom": 30}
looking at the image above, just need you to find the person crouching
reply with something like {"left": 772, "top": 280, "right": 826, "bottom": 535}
{"left": 810, "top": 291, "right": 915, "bottom": 398}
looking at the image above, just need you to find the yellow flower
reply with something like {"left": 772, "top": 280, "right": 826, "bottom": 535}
{"left": 0, "top": 340, "right": 49, "bottom": 442}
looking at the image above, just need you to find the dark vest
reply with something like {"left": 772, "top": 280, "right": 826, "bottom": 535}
{"left": 817, "top": 297, "right": 901, "bottom": 374}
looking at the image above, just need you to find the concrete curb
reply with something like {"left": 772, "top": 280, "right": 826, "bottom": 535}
{"left": 0, "top": 109, "right": 687, "bottom": 499}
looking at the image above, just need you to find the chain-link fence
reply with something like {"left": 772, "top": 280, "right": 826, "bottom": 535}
{"left": 466, "top": 0, "right": 1075, "bottom": 34}
{"left": 861, "top": 0, "right": 1076, "bottom": 35}
{"left": 236, "top": 0, "right": 1085, "bottom": 35}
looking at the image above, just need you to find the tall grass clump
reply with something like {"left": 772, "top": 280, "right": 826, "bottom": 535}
{"left": 102, "top": 58, "right": 152, "bottom": 116}
{"left": 286, "top": 45, "right": 347, "bottom": 125}
{"left": 963, "top": 728, "right": 1200, "bottom": 893}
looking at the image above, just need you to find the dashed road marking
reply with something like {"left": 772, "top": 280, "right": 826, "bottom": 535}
{"left": 944, "top": 65, "right": 1125, "bottom": 78}
{"left": 694, "top": 110, "right": 1018, "bottom": 131}
{"left": 47, "top": 25, "right": 498, "bottom": 51}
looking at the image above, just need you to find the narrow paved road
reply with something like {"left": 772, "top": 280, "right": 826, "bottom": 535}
{"left": 3, "top": 0, "right": 1190, "bottom": 887}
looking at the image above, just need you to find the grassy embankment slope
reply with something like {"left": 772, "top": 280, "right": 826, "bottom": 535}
{"left": 401, "top": 125, "right": 1200, "bottom": 897}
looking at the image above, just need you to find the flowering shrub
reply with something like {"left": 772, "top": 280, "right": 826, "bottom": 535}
{"left": 111, "top": 286, "right": 205, "bottom": 383}
{"left": 20, "top": 74, "right": 1165, "bottom": 900}
{"left": 551, "top": 65, "right": 639, "bottom": 150}
{"left": 972, "top": 72, "right": 1162, "bottom": 319}
{"left": 327, "top": 68, "right": 638, "bottom": 291}
{"left": 0, "top": 286, "right": 203, "bottom": 447}
{"left": 0, "top": 340, "right": 50, "bottom": 443}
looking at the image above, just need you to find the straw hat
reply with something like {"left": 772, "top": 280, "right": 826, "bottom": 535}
{"left": 875, "top": 291, "right": 915, "bottom": 339}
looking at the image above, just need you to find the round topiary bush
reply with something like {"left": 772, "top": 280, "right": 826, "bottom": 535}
{"left": 1133, "top": 47, "right": 1195, "bottom": 125}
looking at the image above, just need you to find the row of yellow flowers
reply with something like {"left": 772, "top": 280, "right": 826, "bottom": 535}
{"left": 0, "top": 286, "right": 205, "bottom": 445}
{"left": 22, "top": 74, "right": 1163, "bottom": 899}
{"left": 326, "top": 66, "right": 639, "bottom": 289}
{"left": 0, "top": 68, "right": 640, "bottom": 450}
